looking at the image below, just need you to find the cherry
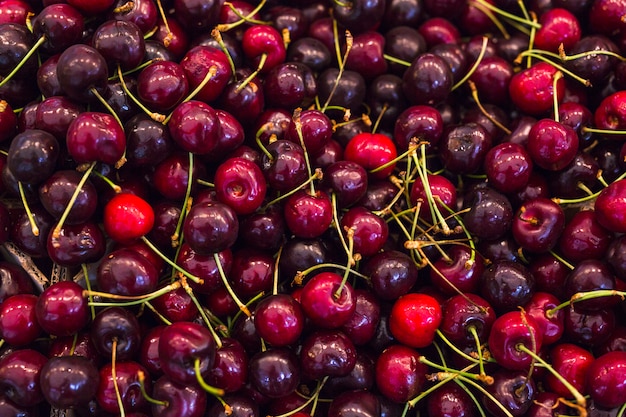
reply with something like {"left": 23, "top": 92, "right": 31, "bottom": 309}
{"left": 328, "top": 389, "right": 381, "bottom": 417}
{"left": 488, "top": 310, "right": 543, "bottom": 370}
{"left": 0, "top": 0, "right": 32, "bottom": 26}
{"left": 285, "top": 108, "right": 333, "bottom": 156}
{"left": 66, "top": 111, "right": 126, "bottom": 166}
{"left": 523, "top": 292, "right": 565, "bottom": 346}
{"left": 39, "top": 354, "right": 100, "bottom": 409}
{"left": 366, "top": 74, "right": 408, "bottom": 130}
{"left": 0, "top": 99, "right": 16, "bottom": 143}
{"left": 207, "top": 394, "right": 260, "bottom": 417}
{"left": 6, "top": 128, "right": 59, "bottom": 185}
{"left": 299, "top": 271, "right": 355, "bottom": 329}
{"left": 586, "top": 351, "right": 626, "bottom": 409}
{"left": 508, "top": 62, "right": 565, "bottom": 116}
{"left": 594, "top": 179, "right": 626, "bottom": 233}
{"left": 430, "top": 245, "right": 485, "bottom": 295}
{"left": 389, "top": 292, "right": 442, "bottom": 349}
{"left": 480, "top": 259, "right": 535, "bottom": 313}
{"left": 564, "top": 259, "right": 619, "bottom": 312}
{"left": 253, "top": 293, "right": 304, "bottom": 347}
{"left": 402, "top": 53, "right": 453, "bottom": 106}
{"left": 534, "top": 8, "right": 582, "bottom": 52}
{"left": 410, "top": 173, "right": 457, "bottom": 224}
{"left": 241, "top": 24, "right": 286, "bottom": 74}
{"left": 103, "top": 192, "right": 154, "bottom": 244}
{"left": 264, "top": 62, "right": 317, "bottom": 110}
{"left": 180, "top": 45, "right": 233, "bottom": 103}
{"left": 375, "top": 344, "right": 427, "bottom": 404}
{"left": 249, "top": 348, "right": 300, "bottom": 399}
{"left": 512, "top": 197, "right": 565, "bottom": 253}
{"left": 152, "top": 152, "right": 206, "bottom": 201}
{"left": 151, "top": 375, "right": 207, "bottom": 417}
{"left": 35, "top": 280, "right": 89, "bottom": 338}
{"left": 0, "top": 348, "right": 47, "bottom": 407}
{"left": 440, "top": 293, "right": 496, "bottom": 348}
{"left": 261, "top": 140, "right": 308, "bottom": 192}
{"left": 34, "top": 95, "right": 83, "bottom": 142}
{"left": 483, "top": 142, "right": 534, "bottom": 193}
{"left": 558, "top": 209, "right": 613, "bottom": 262}
{"left": 158, "top": 321, "right": 216, "bottom": 386}
{"left": 183, "top": 201, "right": 239, "bottom": 255}
{"left": 344, "top": 132, "right": 397, "bottom": 180}
{"left": 418, "top": 17, "right": 461, "bottom": 48}
{"left": 0, "top": 294, "right": 40, "bottom": 347}
{"left": 96, "top": 248, "right": 159, "bottom": 296}
{"left": 0, "top": 23, "right": 37, "bottom": 80}
{"left": 482, "top": 369, "right": 536, "bottom": 417}
{"left": 167, "top": 100, "right": 221, "bottom": 155}
{"left": 564, "top": 304, "right": 616, "bottom": 347}
{"left": 341, "top": 289, "right": 381, "bottom": 346}
{"left": 300, "top": 329, "right": 357, "bottom": 380}
{"left": 333, "top": 0, "right": 385, "bottom": 33}
{"left": 90, "top": 306, "right": 142, "bottom": 361}
{"left": 152, "top": 16, "right": 190, "bottom": 61}
{"left": 124, "top": 113, "right": 174, "bottom": 167}
{"left": 462, "top": 185, "right": 514, "bottom": 241}
{"left": 362, "top": 250, "right": 419, "bottom": 301}
{"left": 527, "top": 119, "right": 579, "bottom": 170}
{"left": 137, "top": 60, "right": 189, "bottom": 113}
{"left": 214, "top": 156, "right": 267, "bottom": 215}
{"left": 109, "top": 0, "right": 158, "bottom": 34}
{"left": 439, "top": 122, "right": 493, "bottom": 175}
{"left": 174, "top": 0, "right": 222, "bottom": 33}
{"left": 384, "top": 26, "right": 427, "bottom": 76}
{"left": 92, "top": 19, "right": 145, "bottom": 71}
{"left": 96, "top": 360, "right": 151, "bottom": 415}
{"left": 32, "top": 3, "right": 85, "bottom": 54}
{"left": 283, "top": 189, "right": 333, "bottom": 239}
{"left": 205, "top": 337, "right": 248, "bottom": 394}
{"left": 544, "top": 342, "right": 594, "bottom": 399}
{"left": 238, "top": 205, "right": 286, "bottom": 252}
{"left": 56, "top": 44, "right": 109, "bottom": 104}
{"left": 339, "top": 206, "right": 389, "bottom": 258}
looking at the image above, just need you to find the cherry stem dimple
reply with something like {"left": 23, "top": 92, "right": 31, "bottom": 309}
{"left": 515, "top": 344, "right": 588, "bottom": 417}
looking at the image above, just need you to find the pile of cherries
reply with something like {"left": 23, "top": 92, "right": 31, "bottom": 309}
{"left": 3, "top": 0, "right": 626, "bottom": 416}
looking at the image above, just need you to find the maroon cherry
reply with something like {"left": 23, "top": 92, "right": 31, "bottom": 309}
{"left": 96, "top": 360, "right": 151, "bottom": 415}
{"left": 0, "top": 349, "right": 47, "bottom": 407}
{"left": 300, "top": 329, "right": 357, "bottom": 380}
{"left": 151, "top": 375, "right": 207, "bottom": 417}
{"left": 375, "top": 344, "right": 427, "bottom": 404}
{"left": 66, "top": 111, "right": 126, "bottom": 166}
{"left": 214, "top": 156, "right": 267, "bottom": 215}
{"left": 488, "top": 310, "right": 543, "bottom": 370}
{"left": 594, "top": 179, "right": 626, "bottom": 233}
{"left": 527, "top": 119, "right": 579, "bottom": 170}
{"left": 339, "top": 206, "right": 389, "bottom": 258}
{"left": 167, "top": 100, "right": 221, "bottom": 155}
{"left": 508, "top": 62, "right": 565, "bottom": 116}
{"left": 0, "top": 294, "right": 41, "bottom": 347}
{"left": 179, "top": 45, "right": 232, "bottom": 103}
{"left": 512, "top": 197, "right": 565, "bottom": 253}
{"left": 90, "top": 306, "right": 141, "bottom": 361}
{"left": 299, "top": 271, "right": 356, "bottom": 329}
{"left": 483, "top": 142, "right": 533, "bottom": 193}
{"left": 35, "top": 280, "right": 89, "bottom": 338}
{"left": 137, "top": 60, "right": 189, "bottom": 112}
{"left": 183, "top": 201, "right": 238, "bottom": 255}
{"left": 558, "top": 209, "right": 613, "bottom": 262}
{"left": 283, "top": 189, "right": 333, "bottom": 239}
{"left": 544, "top": 342, "right": 594, "bottom": 399}
{"left": 40, "top": 355, "right": 100, "bottom": 409}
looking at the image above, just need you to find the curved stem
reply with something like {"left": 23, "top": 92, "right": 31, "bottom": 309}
{"left": 111, "top": 338, "right": 126, "bottom": 417}
{"left": 17, "top": 182, "right": 39, "bottom": 237}
{"left": 51, "top": 162, "right": 96, "bottom": 241}
{"left": 194, "top": 357, "right": 226, "bottom": 397}
{"left": 0, "top": 36, "right": 46, "bottom": 89}
{"left": 451, "top": 36, "right": 489, "bottom": 91}
{"left": 214, "top": 252, "right": 251, "bottom": 317}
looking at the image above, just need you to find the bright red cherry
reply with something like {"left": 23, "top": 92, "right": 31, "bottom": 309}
{"left": 103, "top": 193, "right": 155, "bottom": 243}
{"left": 508, "top": 62, "right": 565, "bottom": 116}
{"left": 344, "top": 132, "right": 398, "bottom": 180}
{"left": 389, "top": 292, "right": 442, "bottom": 348}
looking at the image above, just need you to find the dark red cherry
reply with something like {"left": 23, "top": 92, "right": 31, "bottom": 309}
{"left": 558, "top": 209, "right": 612, "bottom": 262}
{"left": 263, "top": 62, "right": 317, "bottom": 110}
{"left": 340, "top": 289, "right": 381, "bottom": 346}
{"left": 508, "top": 62, "right": 565, "bottom": 116}
{"left": 393, "top": 104, "right": 443, "bottom": 151}
{"left": 410, "top": 173, "right": 457, "bottom": 224}
{"left": 317, "top": 68, "right": 367, "bottom": 118}
{"left": 92, "top": 19, "right": 145, "bottom": 71}
{"left": 332, "top": 0, "right": 385, "bottom": 33}
{"left": 174, "top": 0, "right": 222, "bottom": 33}
{"left": 38, "top": 170, "right": 97, "bottom": 225}
{"left": 179, "top": 45, "right": 232, "bottom": 103}
{"left": 151, "top": 375, "right": 207, "bottom": 417}
{"left": 564, "top": 259, "right": 618, "bottom": 312}
{"left": 534, "top": 8, "right": 581, "bottom": 52}
{"left": 183, "top": 201, "right": 239, "bottom": 255}
{"left": 483, "top": 142, "right": 533, "bottom": 193}
{"left": 96, "top": 360, "right": 151, "bottom": 415}
{"left": 363, "top": 250, "right": 419, "bottom": 301}
{"left": 90, "top": 306, "right": 141, "bottom": 361}
{"left": 595, "top": 179, "right": 626, "bottom": 233}
{"left": 249, "top": 348, "right": 300, "bottom": 399}
{"left": 439, "top": 122, "right": 492, "bottom": 175}
{"left": 35, "top": 280, "right": 89, "bottom": 337}
{"left": 0, "top": 294, "right": 41, "bottom": 347}
{"left": 0, "top": 0, "right": 32, "bottom": 26}
{"left": 480, "top": 259, "right": 535, "bottom": 313}
{"left": 586, "top": 351, "right": 626, "bottom": 409}
{"left": 40, "top": 355, "right": 99, "bottom": 409}
{"left": 426, "top": 381, "right": 477, "bottom": 417}
{"left": 482, "top": 369, "right": 536, "bottom": 417}
{"left": 418, "top": 17, "right": 461, "bottom": 47}
{"left": 283, "top": 190, "right": 333, "bottom": 239}
{"left": 462, "top": 185, "right": 514, "bottom": 241}
{"left": 300, "top": 329, "right": 357, "bottom": 380}
{"left": 205, "top": 337, "right": 248, "bottom": 394}
{"left": 66, "top": 111, "right": 126, "bottom": 166}
{"left": 158, "top": 321, "right": 216, "bottom": 386}
{"left": 254, "top": 294, "right": 304, "bottom": 347}
{"left": 440, "top": 293, "right": 496, "bottom": 348}
{"left": 564, "top": 305, "right": 616, "bottom": 347}
{"left": 300, "top": 271, "right": 356, "bottom": 329}
{"left": 375, "top": 344, "right": 427, "bottom": 404}
{"left": 214, "top": 156, "right": 267, "bottom": 215}
{"left": 285, "top": 108, "right": 333, "bottom": 156}
{"left": 56, "top": 44, "right": 108, "bottom": 103}
{"left": 594, "top": 91, "right": 626, "bottom": 140}
{"left": 137, "top": 60, "right": 189, "bottom": 112}
{"left": 109, "top": 0, "right": 158, "bottom": 33}
{"left": 488, "top": 310, "right": 543, "bottom": 370}
{"left": 430, "top": 245, "right": 485, "bottom": 295}
{"left": 32, "top": 3, "right": 85, "bottom": 54}
{"left": 512, "top": 197, "right": 565, "bottom": 253}
{"left": 339, "top": 206, "right": 389, "bottom": 258}
{"left": 527, "top": 119, "right": 579, "bottom": 170}
{"left": 402, "top": 53, "right": 453, "bottom": 106}
{"left": 152, "top": 152, "right": 206, "bottom": 201}
{"left": 0, "top": 349, "right": 47, "bottom": 407}
{"left": 167, "top": 100, "right": 220, "bottom": 155}
{"left": 96, "top": 248, "right": 159, "bottom": 296}
{"left": 523, "top": 291, "right": 565, "bottom": 346}
{"left": 328, "top": 389, "right": 380, "bottom": 417}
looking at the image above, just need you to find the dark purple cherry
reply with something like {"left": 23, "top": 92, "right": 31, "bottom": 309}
{"left": 440, "top": 293, "right": 496, "bottom": 348}
{"left": 480, "top": 259, "right": 535, "bottom": 313}
{"left": 512, "top": 197, "right": 565, "bottom": 253}
{"left": 363, "top": 250, "right": 419, "bottom": 301}
{"left": 402, "top": 53, "right": 453, "bottom": 106}
{"left": 32, "top": 3, "right": 85, "bottom": 54}
{"left": 316, "top": 68, "right": 367, "bottom": 117}
{"left": 332, "top": 0, "right": 385, "bottom": 33}
{"left": 564, "top": 259, "right": 618, "bottom": 311}
{"left": 96, "top": 248, "right": 159, "bottom": 296}
{"left": 40, "top": 355, "right": 99, "bottom": 409}
{"left": 430, "top": 245, "right": 485, "bottom": 295}
{"left": 261, "top": 140, "right": 308, "bottom": 192}
{"left": 439, "top": 122, "right": 492, "bottom": 175}
{"left": 482, "top": 369, "right": 536, "bottom": 417}
{"left": 340, "top": 289, "right": 381, "bottom": 346}
{"left": 124, "top": 113, "right": 173, "bottom": 167}
{"left": 564, "top": 305, "right": 616, "bottom": 347}
{"left": 151, "top": 375, "right": 207, "bottom": 417}
{"left": 7, "top": 129, "right": 59, "bottom": 185}
{"left": 238, "top": 205, "right": 285, "bottom": 252}
{"left": 56, "top": 44, "right": 108, "bottom": 103}
{"left": 0, "top": 349, "right": 47, "bottom": 407}
{"left": 384, "top": 26, "right": 427, "bottom": 76}
{"left": 96, "top": 360, "right": 150, "bottom": 415}
{"left": 263, "top": 61, "right": 317, "bottom": 110}
{"left": 46, "top": 222, "right": 106, "bottom": 267}
{"left": 92, "top": 19, "right": 145, "bottom": 71}
{"left": 394, "top": 105, "right": 443, "bottom": 151}
{"left": 206, "top": 394, "right": 259, "bottom": 417}
{"left": 90, "top": 306, "right": 141, "bottom": 361}
{"left": 300, "top": 329, "right": 357, "bottom": 380}
{"left": 328, "top": 389, "right": 380, "bottom": 417}
{"left": 34, "top": 95, "right": 83, "bottom": 141}
{"left": 183, "top": 201, "right": 238, "bottom": 255}
{"left": 137, "top": 60, "right": 188, "bottom": 112}
{"left": 0, "top": 262, "right": 33, "bottom": 304}
{"left": 249, "top": 348, "right": 300, "bottom": 399}
{"left": 109, "top": 0, "right": 158, "bottom": 33}
{"left": 9, "top": 206, "right": 53, "bottom": 258}
{"left": 0, "top": 23, "right": 37, "bottom": 79}
{"left": 38, "top": 170, "right": 97, "bottom": 224}
{"left": 286, "top": 36, "right": 331, "bottom": 73}
{"left": 322, "top": 160, "right": 369, "bottom": 209}
{"left": 462, "top": 185, "right": 514, "bottom": 241}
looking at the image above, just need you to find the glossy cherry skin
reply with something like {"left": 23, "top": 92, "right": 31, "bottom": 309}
{"left": 55, "top": 43, "right": 109, "bottom": 104}
{"left": 0, "top": 294, "right": 40, "bottom": 347}
{"left": 430, "top": 245, "right": 485, "bottom": 295}
{"left": 6, "top": 129, "right": 59, "bottom": 185}
{"left": 90, "top": 306, "right": 141, "bottom": 361}
{"left": 299, "top": 271, "right": 356, "bottom": 329}
{"left": 38, "top": 170, "right": 98, "bottom": 225}
{"left": 32, "top": 3, "right": 85, "bottom": 54}
{"left": 103, "top": 193, "right": 154, "bottom": 243}
{"left": 363, "top": 250, "right": 419, "bottom": 301}
{"left": 375, "top": 344, "right": 427, "bottom": 404}
{"left": 214, "top": 157, "right": 267, "bottom": 215}
{"left": 543, "top": 342, "right": 593, "bottom": 399}
{"left": 594, "top": 178, "right": 626, "bottom": 233}
{"left": 96, "top": 248, "right": 159, "bottom": 296}
{"left": 488, "top": 310, "right": 543, "bottom": 370}
{"left": 66, "top": 111, "right": 126, "bottom": 166}
{"left": 480, "top": 259, "right": 535, "bottom": 313}
{"left": 440, "top": 293, "right": 496, "bottom": 348}
{"left": 283, "top": 190, "right": 333, "bottom": 239}
{"left": 527, "top": 119, "right": 579, "bottom": 170}
{"left": 426, "top": 381, "right": 478, "bottom": 417}
{"left": 152, "top": 152, "right": 206, "bottom": 201}
{"left": 183, "top": 201, "right": 239, "bottom": 255}
{"left": 167, "top": 100, "right": 220, "bottom": 155}
{"left": 328, "top": 389, "right": 380, "bottom": 417}
{"left": 410, "top": 173, "right": 457, "bottom": 223}
{"left": 241, "top": 24, "right": 286, "bottom": 73}
{"left": 523, "top": 292, "right": 564, "bottom": 346}
{"left": 137, "top": 60, "right": 189, "bottom": 112}
{"left": 558, "top": 209, "right": 612, "bottom": 263}
{"left": 339, "top": 206, "right": 389, "bottom": 258}
{"left": 462, "top": 185, "right": 513, "bottom": 241}
{"left": 179, "top": 45, "right": 232, "bottom": 103}
{"left": 482, "top": 369, "right": 536, "bottom": 417}
{"left": 512, "top": 197, "right": 565, "bottom": 253}
{"left": 249, "top": 348, "right": 300, "bottom": 399}
{"left": 344, "top": 132, "right": 397, "bottom": 180}
{"left": 586, "top": 351, "right": 626, "bottom": 409}
{"left": 402, "top": 53, "right": 453, "bottom": 106}
{"left": 508, "top": 62, "right": 565, "bottom": 116}
{"left": 300, "top": 329, "right": 357, "bottom": 380}
{"left": 96, "top": 360, "right": 150, "bottom": 415}
{"left": 534, "top": 8, "right": 581, "bottom": 52}
{"left": 158, "top": 321, "right": 216, "bottom": 386}
{"left": 205, "top": 337, "right": 248, "bottom": 394}
{"left": 389, "top": 292, "right": 442, "bottom": 349}
{"left": 35, "top": 280, "right": 89, "bottom": 338}
{"left": 151, "top": 375, "right": 207, "bottom": 417}
{"left": 594, "top": 91, "right": 626, "bottom": 140}
{"left": 564, "top": 259, "right": 618, "bottom": 312}
{"left": 0, "top": 348, "right": 47, "bottom": 407}
{"left": 40, "top": 354, "right": 100, "bottom": 409}
{"left": 254, "top": 294, "right": 304, "bottom": 347}
{"left": 340, "top": 289, "right": 381, "bottom": 346}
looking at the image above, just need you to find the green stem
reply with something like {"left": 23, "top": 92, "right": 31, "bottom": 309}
{"left": 0, "top": 36, "right": 46, "bottom": 89}
{"left": 451, "top": 36, "right": 489, "bottom": 91}
{"left": 18, "top": 181, "right": 39, "bottom": 237}
{"left": 140, "top": 236, "right": 203, "bottom": 284}
{"left": 81, "top": 263, "right": 96, "bottom": 320}
{"left": 194, "top": 357, "right": 226, "bottom": 397}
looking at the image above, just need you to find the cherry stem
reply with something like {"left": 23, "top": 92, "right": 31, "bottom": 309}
{"left": 17, "top": 181, "right": 39, "bottom": 237}
{"left": 81, "top": 263, "right": 96, "bottom": 320}
{"left": 473, "top": 0, "right": 540, "bottom": 28}
{"left": 261, "top": 169, "right": 323, "bottom": 210}
{"left": 468, "top": 1, "right": 510, "bottom": 39}
{"left": 547, "top": 289, "right": 626, "bottom": 318}
{"left": 211, "top": 29, "right": 237, "bottom": 80}
{"left": 419, "top": 356, "right": 493, "bottom": 385}
{"left": 0, "top": 36, "right": 46, "bottom": 89}
{"left": 271, "top": 376, "right": 329, "bottom": 417}
{"left": 140, "top": 236, "right": 203, "bottom": 284}
{"left": 111, "top": 338, "right": 126, "bottom": 417}
{"left": 369, "top": 141, "right": 421, "bottom": 175}
{"left": 272, "top": 246, "right": 282, "bottom": 295}
{"left": 519, "top": 308, "right": 537, "bottom": 382}
{"left": 330, "top": 192, "right": 350, "bottom": 256}
{"left": 468, "top": 80, "right": 512, "bottom": 134}
{"left": 137, "top": 370, "right": 168, "bottom": 407}
{"left": 382, "top": 53, "right": 412, "bottom": 67}
{"left": 456, "top": 374, "right": 516, "bottom": 417}
{"left": 235, "top": 53, "right": 266, "bottom": 93}
{"left": 581, "top": 126, "right": 626, "bottom": 135}
{"left": 468, "top": 325, "right": 488, "bottom": 379}
{"left": 436, "top": 329, "right": 496, "bottom": 366}
{"left": 91, "top": 170, "right": 122, "bottom": 193}
{"left": 154, "top": 0, "right": 173, "bottom": 47}
{"left": 552, "top": 71, "right": 564, "bottom": 122}
{"left": 117, "top": 64, "right": 166, "bottom": 122}
{"left": 334, "top": 227, "right": 357, "bottom": 299}
{"left": 548, "top": 250, "right": 575, "bottom": 270}
{"left": 85, "top": 280, "right": 182, "bottom": 307}
{"left": 292, "top": 107, "right": 316, "bottom": 195}
{"left": 294, "top": 261, "right": 369, "bottom": 287}
{"left": 514, "top": 51, "right": 591, "bottom": 86}
{"left": 215, "top": 0, "right": 268, "bottom": 32}
{"left": 193, "top": 357, "right": 226, "bottom": 398}
{"left": 143, "top": 301, "right": 172, "bottom": 325}
{"left": 163, "top": 66, "right": 217, "bottom": 125}
{"left": 452, "top": 36, "right": 489, "bottom": 91}
{"left": 171, "top": 152, "right": 195, "bottom": 249}
{"left": 51, "top": 161, "right": 97, "bottom": 243}
{"left": 525, "top": 11, "right": 538, "bottom": 69}
{"left": 179, "top": 275, "right": 224, "bottom": 349}
{"left": 213, "top": 252, "right": 251, "bottom": 317}
{"left": 516, "top": 344, "right": 588, "bottom": 417}
{"left": 414, "top": 144, "right": 452, "bottom": 235}
{"left": 321, "top": 29, "right": 353, "bottom": 112}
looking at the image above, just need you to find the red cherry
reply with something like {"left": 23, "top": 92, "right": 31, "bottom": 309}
{"left": 389, "top": 292, "right": 442, "bottom": 348}
{"left": 594, "top": 179, "right": 626, "bottom": 233}
{"left": 103, "top": 193, "right": 155, "bottom": 243}
{"left": 534, "top": 8, "right": 581, "bottom": 52}
{"left": 214, "top": 157, "right": 267, "bottom": 215}
{"left": 488, "top": 310, "right": 543, "bottom": 371}
{"left": 586, "top": 351, "right": 626, "bottom": 409}
{"left": 508, "top": 62, "right": 565, "bottom": 116}
{"left": 344, "top": 132, "right": 398, "bottom": 180}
